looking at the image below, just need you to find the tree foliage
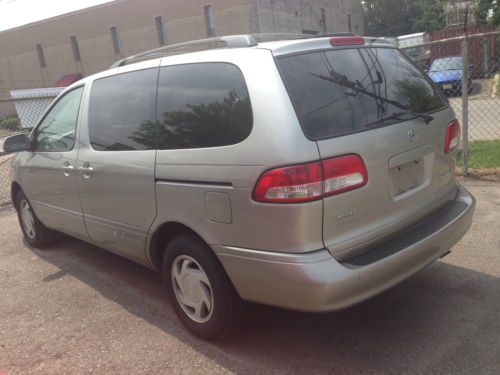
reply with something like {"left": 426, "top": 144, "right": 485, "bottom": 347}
{"left": 412, "top": 0, "right": 447, "bottom": 32}
{"left": 474, "top": 0, "right": 500, "bottom": 26}
{"left": 363, "top": 0, "right": 447, "bottom": 36}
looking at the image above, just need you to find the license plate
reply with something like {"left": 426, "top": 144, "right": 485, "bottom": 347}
{"left": 443, "top": 84, "right": 453, "bottom": 90}
{"left": 390, "top": 159, "right": 425, "bottom": 196}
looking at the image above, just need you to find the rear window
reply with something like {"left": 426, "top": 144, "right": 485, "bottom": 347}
{"left": 277, "top": 47, "right": 446, "bottom": 140}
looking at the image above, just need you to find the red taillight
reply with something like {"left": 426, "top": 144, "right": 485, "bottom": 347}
{"left": 252, "top": 162, "right": 324, "bottom": 203}
{"left": 322, "top": 154, "right": 368, "bottom": 196}
{"left": 253, "top": 155, "right": 368, "bottom": 203}
{"left": 445, "top": 119, "right": 461, "bottom": 153}
{"left": 330, "top": 36, "right": 365, "bottom": 46}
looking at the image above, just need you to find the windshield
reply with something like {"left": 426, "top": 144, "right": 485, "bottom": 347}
{"left": 277, "top": 47, "right": 446, "bottom": 140}
{"left": 429, "top": 57, "right": 462, "bottom": 72}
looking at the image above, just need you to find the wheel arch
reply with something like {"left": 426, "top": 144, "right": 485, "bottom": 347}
{"left": 148, "top": 221, "right": 212, "bottom": 273}
{"left": 11, "top": 181, "right": 22, "bottom": 208}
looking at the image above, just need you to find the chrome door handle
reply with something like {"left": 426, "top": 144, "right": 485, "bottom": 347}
{"left": 62, "top": 165, "right": 74, "bottom": 176}
{"left": 78, "top": 166, "right": 94, "bottom": 179}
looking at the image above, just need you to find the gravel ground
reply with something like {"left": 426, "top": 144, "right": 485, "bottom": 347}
{"left": 0, "top": 181, "right": 499, "bottom": 374}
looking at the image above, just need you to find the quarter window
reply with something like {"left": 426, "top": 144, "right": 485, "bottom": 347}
{"left": 88, "top": 69, "right": 158, "bottom": 151}
{"left": 156, "top": 63, "right": 252, "bottom": 150}
{"left": 34, "top": 87, "right": 84, "bottom": 152}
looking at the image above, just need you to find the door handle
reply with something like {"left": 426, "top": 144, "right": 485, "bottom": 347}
{"left": 78, "top": 165, "right": 94, "bottom": 179}
{"left": 62, "top": 164, "right": 74, "bottom": 176}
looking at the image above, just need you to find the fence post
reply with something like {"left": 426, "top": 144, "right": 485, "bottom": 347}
{"left": 461, "top": 37, "right": 469, "bottom": 177}
{"left": 483, "top": 37, "right": 490, "bottom": 78}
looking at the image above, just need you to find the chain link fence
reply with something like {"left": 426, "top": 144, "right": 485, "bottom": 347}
{"left": 1, "top": 94, "right": 58, "bottom": 207}
{"left": 401, "top": 30, "right": 500, "bottom": 174}
{"left": 1, "top": 99, "right": 20, "bottom": 208}
{"left": 0, "top": 153, "right": 15, "bottom": 208}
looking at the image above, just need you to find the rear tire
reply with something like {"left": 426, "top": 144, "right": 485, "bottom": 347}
{"left": 15, "top": 190, "right": 58, "bottom": 248}
{"left": 162, "top": 234, "right": 242, "bottom": 340}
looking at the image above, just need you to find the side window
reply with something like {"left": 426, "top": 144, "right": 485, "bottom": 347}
{"left": 34, "top": 87, "right": 83, "bottom": 152}
{"left": 156, "top": 63, "right": 252, "bottom": 150}
{"left": 88, "top": 69, "right": 157, "bottom": 151}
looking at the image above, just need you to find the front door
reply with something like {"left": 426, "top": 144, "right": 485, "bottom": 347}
{"left": 76, "top": 67, "right": 159, "bottom": 264}
{"left": 19, "top": 86, "right": 87, "bottom": 239}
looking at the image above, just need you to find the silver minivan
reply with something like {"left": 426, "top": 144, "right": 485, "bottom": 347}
{"left": 4, "top": 34, "right": 475, "bottom": 339}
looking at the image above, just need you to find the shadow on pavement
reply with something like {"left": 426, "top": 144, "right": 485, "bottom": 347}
{"left": 26, "top": 236, "right": 500, "bottom": 373}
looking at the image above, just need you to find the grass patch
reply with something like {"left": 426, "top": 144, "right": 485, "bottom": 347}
{"left": 465, "top": 140, "right": 500, "bottom": 169}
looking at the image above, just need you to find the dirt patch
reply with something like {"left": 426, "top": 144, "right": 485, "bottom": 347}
{"left": 456, "top": 167, "right": 500, "bottom": 182}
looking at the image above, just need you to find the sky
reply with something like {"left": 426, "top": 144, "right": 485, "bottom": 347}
{"left": 0, "top": 0, "right": 114, "bottom": 32}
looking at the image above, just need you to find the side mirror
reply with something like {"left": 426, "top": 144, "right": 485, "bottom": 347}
{"left": 3, "top": 133, "right": 31, "bottom": 154}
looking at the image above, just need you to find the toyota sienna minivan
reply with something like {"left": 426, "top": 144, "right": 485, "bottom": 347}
{"left": 3, "top": 34, "right": 475, "bottom": 339}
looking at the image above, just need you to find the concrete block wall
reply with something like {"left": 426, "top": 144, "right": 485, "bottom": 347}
{"left": 119, "top": 25, "right": 160, "bottom": 58}
{"left": 2, "top": 51, "right": 42, "bottom": 90}
{"left": 0, "top": 0, "right": 257, "bottom": 97}
{"left": 0, "top": 0, "right": 363, "bottom": 98}
{"left": 164, "top": 15, "right": 210, "bottom": 45}
{"left": 42, "top": 43, "right": 81, "bottom": 86}
{"left": 211, "top": 4, "right": 257, "bottom": 37}
{"left": 256, "top": 0, "right": 363, "bottom": 35}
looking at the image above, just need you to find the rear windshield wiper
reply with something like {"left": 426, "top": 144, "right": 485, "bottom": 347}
{"left": 310, "top": 72, "right": 409, "bottom": 111}
{"left": 365, "top": 111, "right": 434, "bottom": 128}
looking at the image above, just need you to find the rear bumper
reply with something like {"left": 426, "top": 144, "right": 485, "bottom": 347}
{"left": 439, "top": 79, "right": 471, "bottom": 94}
{"left": 213, "top": 185, "right": 475, "bottom": 312}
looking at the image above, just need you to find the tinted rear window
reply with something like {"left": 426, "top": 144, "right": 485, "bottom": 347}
{"left": 277, "top": 47, "right": 446, "bottom": 140}
{"left": 156, "top": 63, "right": 252, "bottom": 150}
{"left": 88, "top": 69, "right": 157, "bottom": 151}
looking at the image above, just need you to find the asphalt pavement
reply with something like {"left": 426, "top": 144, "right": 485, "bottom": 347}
{"left": 0, "top": 181, "right": 499, "bottom": 374}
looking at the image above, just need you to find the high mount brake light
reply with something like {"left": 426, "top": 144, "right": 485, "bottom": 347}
{"left": 253, "top": 155, "right": 368, "bottom": 203}
{"left": 445, "top": 119, "right": 461, "bottom": 153}
{"left": 330, "top": 36, "right": 365, "bottom": 46}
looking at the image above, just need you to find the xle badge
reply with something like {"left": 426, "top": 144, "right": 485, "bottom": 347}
{"left": 337, "top": 211, "right": 356, "bottom": 221}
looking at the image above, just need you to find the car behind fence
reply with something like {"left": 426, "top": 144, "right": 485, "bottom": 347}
{"left": 400, "top": 30, "right": 500, "bottom": 175}
{"left": 1, "top": 31, "right": 500, "bottom": 208}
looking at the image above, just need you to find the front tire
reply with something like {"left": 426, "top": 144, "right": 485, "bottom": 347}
{"left": 15, "top": 190, "right": 58, "bottom": 248}
{"left": 162, "top": 234, "right": 242, "bottom": 340}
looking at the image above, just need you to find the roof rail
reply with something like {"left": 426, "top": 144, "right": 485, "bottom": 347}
{"left": 251, "top": 33, "right": 314, "bottom": 41}
{"left": 110, "top": 33, "right": 314, "bottom": 68}
{"left": 321, "top": 32, "right": 357, "bottom": 37}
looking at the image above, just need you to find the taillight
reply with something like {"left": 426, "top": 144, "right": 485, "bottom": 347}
{"left": 252, "top": 162, "right": 323, "bottom": 203}
{"left": 330, "top": 36, "right": 365, "bottom": 46}
{"left": 253, "top": 155, "right": 368, "bottom": 203}
{"left": 322, "top": 155, "right": 368, "bottom": 196}
{"left": 445, "top": 119, "right": 461, "bottom": 153}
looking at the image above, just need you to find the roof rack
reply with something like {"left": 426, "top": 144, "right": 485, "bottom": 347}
{"left": 321, "top": 32, "right": 357, "bottom": 37}
{"left": 110, "top": 33, "right": 314, "bottom": 68}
